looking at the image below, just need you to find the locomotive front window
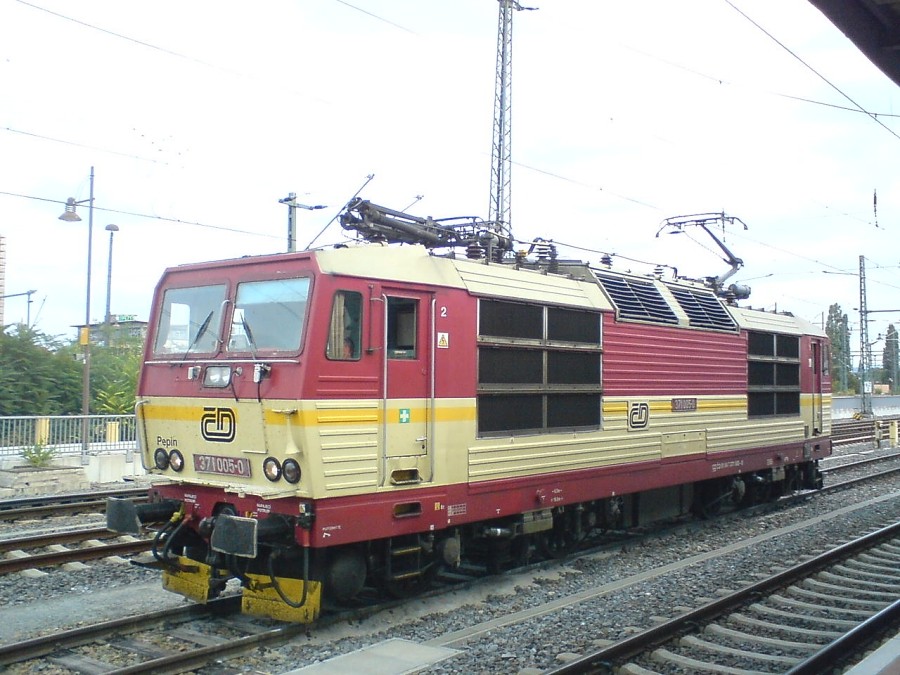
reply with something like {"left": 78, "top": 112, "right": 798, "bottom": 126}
{"left": 227, "top": 277, "right": 310, "bottom": 353}
{"left": 154, "top": 284, "right": 227, "bottom": 355}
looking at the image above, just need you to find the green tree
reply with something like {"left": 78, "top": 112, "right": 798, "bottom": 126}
{"left": 0, "top": 324, "right": 81, "bottom": 415}
{"left": 825, "top": 303, "right": 852, "bottom": 393}
{"left": 882, "top": 324, "right": 899, "bottom": 393}
{"left": 91, "top": 339, "right": 143, "bottom": 413}
{"left": 0, "top": 326, "right": 143, "bottom": 416}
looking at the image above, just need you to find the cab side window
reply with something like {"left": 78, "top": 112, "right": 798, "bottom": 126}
{"left": 326, "top": 291, "right": 362, "bottom": 360}
{"left": 387, "top": 297, "right": 417, "bottom": 359}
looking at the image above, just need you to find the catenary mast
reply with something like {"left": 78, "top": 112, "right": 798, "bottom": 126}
{"left": 488, "top": 1, "right": 533, "bottom": 238}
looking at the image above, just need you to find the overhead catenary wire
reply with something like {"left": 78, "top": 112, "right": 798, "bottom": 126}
{"left": 3, "top": 0, "right": 896, "bottom": 270}
{"left": 723, "top": 0, "right": 900, "bottom": 143}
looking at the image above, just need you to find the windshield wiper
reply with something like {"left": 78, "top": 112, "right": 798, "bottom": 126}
{"left": 184, "top": 311, "right": 214, "bottom": 355}
{"left": 241, "top": 314, "right": 259, "bottom": 358}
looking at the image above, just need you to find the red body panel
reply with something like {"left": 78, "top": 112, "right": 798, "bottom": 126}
{"left": 603, "top": 320, "right": 747, "bottom": 396}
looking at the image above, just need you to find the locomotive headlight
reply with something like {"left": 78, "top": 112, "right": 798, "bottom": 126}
{"left": 263, "top": 457, "right": 282, "bottom": 482}
{"left": 154, "top": 448, "right": 169, "bottom": 470}
{"left": 203, "top": 365, "right": 232, "bottom": 388}
{"left": 282, "top": 458, "right": 301, "bottom": 484}
{"left": 169, "top": 449, "right": 185, "bottom": 472}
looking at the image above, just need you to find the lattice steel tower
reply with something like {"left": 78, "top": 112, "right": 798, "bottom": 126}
{"left": 858, "top": 254, "right": 873, "bottom": 417}
{"left": 488, "top": 1, "right": 532, "bottom": 236}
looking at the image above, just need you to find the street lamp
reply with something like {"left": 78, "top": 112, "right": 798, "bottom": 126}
{"left": 59, "top": 166, "right": 95, "bottom": 466}
{"left": 104, "top": 224, "right": 119, "bottom": 346}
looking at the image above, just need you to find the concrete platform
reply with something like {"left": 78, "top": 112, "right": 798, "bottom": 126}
{"left": 845, "top": 632, "right": 900, "bottom": 675}
{"left": 0, "top": 465, "right": 90, "bottom": 497}
{"left": 283, "top": 639, "right": 458, "bottom": 674}
{"left": 0, "top": 451, "right": 147, "bottom": 497}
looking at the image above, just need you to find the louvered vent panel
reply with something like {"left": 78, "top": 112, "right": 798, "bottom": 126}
{"left": 597, "top": 275, "right": 678, "bottom": 325}
{"left": 668, "top": 286, "right": 737, "bottom": 331}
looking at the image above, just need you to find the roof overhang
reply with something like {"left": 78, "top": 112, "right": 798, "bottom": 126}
{"left": 808, "top": 0, "right": 900, "bottom": 87}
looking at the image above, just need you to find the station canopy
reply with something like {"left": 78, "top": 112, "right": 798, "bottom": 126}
{"left": 809, "top": 0, "right": 900, "bottom": 87}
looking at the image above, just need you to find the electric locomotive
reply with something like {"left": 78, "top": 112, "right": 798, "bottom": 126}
{"left": 107, "top": 200, "right": 831, "bottom": 622}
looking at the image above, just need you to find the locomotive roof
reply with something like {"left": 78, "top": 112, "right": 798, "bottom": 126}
{"left": 315, "top": 245, "right": 613, "bottom": 311}
{"left": 314, "top": 245, "right": 825, "bottom": 337}
{"left": 164, "top": 244, "right": 824, "bottom": 337}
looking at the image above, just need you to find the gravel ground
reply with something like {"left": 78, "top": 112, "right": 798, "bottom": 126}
{"left": 0, "top": 443, "right": 897, "bottom": 674}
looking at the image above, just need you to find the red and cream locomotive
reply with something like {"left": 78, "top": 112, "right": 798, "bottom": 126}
{"left": 108, "top": 200, "right": 831, "bottom": 621}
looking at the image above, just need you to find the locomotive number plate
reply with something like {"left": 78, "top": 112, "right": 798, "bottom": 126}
{"left": 193, "top": 454, "right": 252, "bottom": 477}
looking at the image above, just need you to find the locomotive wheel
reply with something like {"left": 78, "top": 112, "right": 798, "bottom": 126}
{"left": 538, "top": 514, "right": 582, "bottom": 558}
{"left": 783, "top": 467, "right": 801, "bottom": 494}
{"left": 692, "top": 479, "right": 728, "bottom": 519}
{"left": 325, "top": 548, "right": 367, "bottom": 604}
{"left": 486, "top": 536, "right": 532, "bottom": 574}
{"left": 746, "top": 479, "right": 773, "bottom": 506}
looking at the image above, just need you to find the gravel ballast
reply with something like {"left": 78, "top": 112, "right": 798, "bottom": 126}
{"left": 0, "top": 444, "right": 897, "bottom": 674}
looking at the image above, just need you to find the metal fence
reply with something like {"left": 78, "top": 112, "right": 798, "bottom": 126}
{"left": 0, "top": 414, "right": 137, "bottom": 459}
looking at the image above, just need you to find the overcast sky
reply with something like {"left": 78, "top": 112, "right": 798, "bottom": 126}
{"left": 1, "top": 0, "right": 898, "bottom": 361}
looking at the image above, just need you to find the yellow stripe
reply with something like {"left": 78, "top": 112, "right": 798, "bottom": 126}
{"left": 603, "top": 397, "right": 746, "bottom": 416}
{"left": 142, "top": 400, "right": 477, "bottom": 426}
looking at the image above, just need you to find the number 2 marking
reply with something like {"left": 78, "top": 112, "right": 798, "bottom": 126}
{"left": 440, "top": 306, "right": 448, "bottom": 317}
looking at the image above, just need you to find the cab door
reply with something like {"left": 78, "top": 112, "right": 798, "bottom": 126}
{"left": 811, "top": 339, "right": 824, "bottom": 435}
{"left": 381, "top": 291, "right": 434, "bottom": 483}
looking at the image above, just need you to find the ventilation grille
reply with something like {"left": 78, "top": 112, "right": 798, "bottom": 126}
{"left": 596, "top": 274, "right": 678, "bottom": 325}
{"left": 668, "top": 286, "right": 737, "bottom": 331}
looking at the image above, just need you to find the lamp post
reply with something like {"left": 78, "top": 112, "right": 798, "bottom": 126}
{"left": 104, "top": 224, "right": 119, "bottom": 346}
{"left": 59, "top": 166, "right": 95, "bottom": 466}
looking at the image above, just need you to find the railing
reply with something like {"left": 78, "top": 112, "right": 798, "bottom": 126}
{"left": 0, "top": 414, "right": 137, "bottom": 462}
{"left": 0, "top": 412, "right": 896, "bottom": 463}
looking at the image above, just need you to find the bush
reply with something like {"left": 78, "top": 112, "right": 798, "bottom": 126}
{"left": 21, "top": 443, "right": 56, "bottom": 468}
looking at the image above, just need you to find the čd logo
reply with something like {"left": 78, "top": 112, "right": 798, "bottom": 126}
{"left": 628, "top": 402, "right": 650, "bottom": 430}
{"left": 201, "top": 407, "right": 236, "bottom": 442}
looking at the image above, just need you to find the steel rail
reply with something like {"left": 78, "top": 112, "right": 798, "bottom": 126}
{"left": 0, "top": 525, "right": 121, "bottom": 554}
{"left": 545, "top": 521, "right": 900, "bottom": 674}
{"left": 0, "top": 486, "right": 147, "bottom": 511}
{"left": 0, "top": 487, "right": 147, "bottom": 521}
{"left": 0, "top": 597, "right": 241, "bottom": 666}
{"left": 0, "top": 539, "right": 153, "bottom": 575}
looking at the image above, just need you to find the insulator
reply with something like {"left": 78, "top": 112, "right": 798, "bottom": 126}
{"left": 532, "top": 240, "right": 553, "bottom": 260}
{"left": 548, "top": 246, "right": 559, "bottom": 274}
{"left": 601, "top": 254, "right": 613, "bottom": 266}
{"left": 466, "top": 242, "right": 484, "bottom": 259}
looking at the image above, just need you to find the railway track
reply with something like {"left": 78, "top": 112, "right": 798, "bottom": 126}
{"left": 546, "top": 520, "right": 900, "bottom": 674}
{"left": 1, "top": 454, "right": 899, "bottom": 673}
{"left": 0, "top": 596, "right": 244, "bottom": 669}
{"left": 0, "top": 535, "right": 152, "bottom": 575}
{"left": 0, "top": 486, "right": 147, "bottom": 521}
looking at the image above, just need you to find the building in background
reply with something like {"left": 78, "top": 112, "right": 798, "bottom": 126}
{"left": 73, "top": 315, "right": 147, "bottom": 347}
